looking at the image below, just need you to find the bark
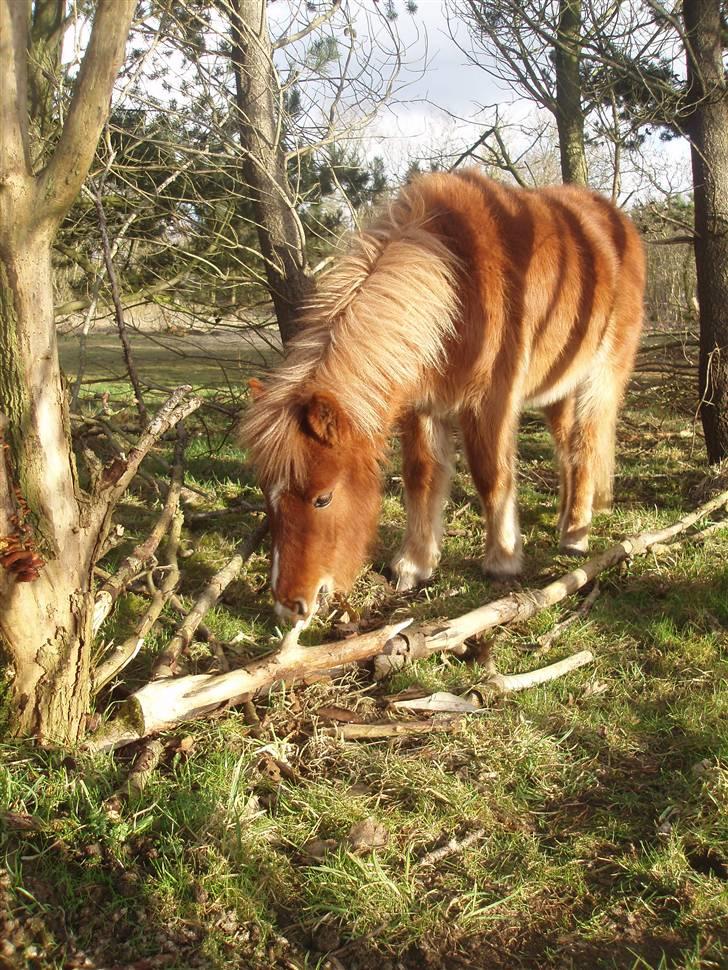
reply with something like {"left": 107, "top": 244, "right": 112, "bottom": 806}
{"left": 683, "top": 0, "right": 728, "bottom": 462}
{"left": 229, "top": 0, "right": 310, "bottom": 345}
{"left": 0, "top": 0, "right": 137, "bottom": 743}
{"left": 554, "top": 0, "right": 588, "bottom": 185}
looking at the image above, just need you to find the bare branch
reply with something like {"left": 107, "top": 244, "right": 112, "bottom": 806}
{"left": 37, "top": 0, "right": 136, "bottom": 223}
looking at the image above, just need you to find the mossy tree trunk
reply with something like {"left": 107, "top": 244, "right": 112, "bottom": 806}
{"left": 0, "top": 0, "right": 136, "bottom": 743}
{"left": 683, "top": 0, "right": 728, "bottom": 463}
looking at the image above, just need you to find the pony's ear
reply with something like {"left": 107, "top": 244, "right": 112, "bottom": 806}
{"left": 248, "top": 377, "right": 266, "bottom": 401}
{"left": 303, "top": 392, "right": 348, "bottom": 445}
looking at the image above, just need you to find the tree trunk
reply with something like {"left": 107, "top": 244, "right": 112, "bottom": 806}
{"left": 0, "top": 228, "right": 95, "bottom": 742}
{"left": 229, "top": 0, "right": 310, "bottom": 345}
{"left": 684, "top": 0, "right": 728, "bottom": 462}
{"left": 0, "top": 0, "right": 137, "bottom": 743}
{"left": 554, "top": 0, "right": 588, "bottom": 185}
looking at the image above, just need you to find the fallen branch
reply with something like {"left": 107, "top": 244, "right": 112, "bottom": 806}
{"left": 320, "top": 716, "right": 463, "bottom": 740}
{"left": 85, "top": 619, "right": 413, "bottom": 751}
{"left": 376, "top": 487, "right": 728, "bottom": 667}
{"left": 94, "top": 508, "right": 183, "bottom": 692}
{"left": 533, "top": 581, "right": 601, "bottom": 656}
{"left": 150, "top": 518, "right": 268, "bottom": 679}
{"left": 86, "top": 488, "right": 728, "bottom": 752}
{"left": 470, "top": 650, "right": 595, "bottom": 696}
{"left": 93, "top": 424, "right": 187, "bottom": 634}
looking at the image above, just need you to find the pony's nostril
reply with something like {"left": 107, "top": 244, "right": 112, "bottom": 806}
{"left": 291, "top": 598, "right": 308, "bottom": 617}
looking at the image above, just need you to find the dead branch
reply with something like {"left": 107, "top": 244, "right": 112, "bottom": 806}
{"left": 150, "top": 518, "right": 268, "bottom": 679}
{"left": 85, "top": 488, "right": 728, "bottom": 753}
{"left": 93, "top": 384, "right": 201, "bottom": 518}
{"left": 85, "top": 619, "right": 413, "bottom": 751}
{"left": 93, "top": 424, "right": 187, "bottom": 634}
{"left": 94, "top": 507, "right": 183, "bottom": 692}
{"left": 415, "top": 828, "right": 487, "bottom": 869}
{"left": 534, "top": 581, "right": 601, "bottom": 656}
{"left": 320, "top": 716, "right": 463, "bottom": 740}
{"left": 471, "top": 650, "right": 595, "bottom": 696}
{"left": 377, "top": 487, "right": 728, "bottom": 665}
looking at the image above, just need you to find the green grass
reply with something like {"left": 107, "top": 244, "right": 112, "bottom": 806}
{"left": 1, "top": 341, "right": 727, "bottom": 969}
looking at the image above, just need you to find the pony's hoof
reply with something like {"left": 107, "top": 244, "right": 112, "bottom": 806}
{"left": 481, "top": 550, "right": 523, "bottom": 579}
{"left": 559, "top": 544, "right": 589, "bottom": 559}
{"left": 390, "top": 556, "right": 433, "bottom": 592}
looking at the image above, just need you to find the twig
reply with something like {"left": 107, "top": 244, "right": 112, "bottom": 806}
{"left": 150, "top": 519, "right": 268, "bottom": 680}
{"left": 415, "top": 828, "right": 487, "bottom": 869}
{"left": 92, "top": 184, "right": 148, "bottom": 424}
{"left": 94, "top": 507, "right": 183, "bottom": 692}
{"left": 93, "top": 424, "right": 187, "bottom": 634}
{"left": 105, "top": 738, "right": 165, "bottom": 813}
{"left": 534, "top": 581, "right": 601, "bottom": 656}
{"left": 320, "top": 717, "right": 463, "bottom": 740}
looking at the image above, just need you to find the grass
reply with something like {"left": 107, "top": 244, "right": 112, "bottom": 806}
{"left": 1, "top": 336, "right": 727, "bottom": 968}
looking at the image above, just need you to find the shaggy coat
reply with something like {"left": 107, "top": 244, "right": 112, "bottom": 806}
{"left": 244, "top": 169, "right": 645, "bottom": 623}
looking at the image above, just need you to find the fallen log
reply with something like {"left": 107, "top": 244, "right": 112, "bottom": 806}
{"left": 375, "top": 487, "right": 728, "bottom": 669}
{"left": 86, "top": 488, "right": 728, "bottom": 752}
{"left": 85, "top": 619, "right": 413, "bottom": 751}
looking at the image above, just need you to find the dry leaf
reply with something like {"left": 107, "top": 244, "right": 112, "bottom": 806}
{"left": 346, "top": 817, "right": 388, "bottom": 853}
{"left": 316, "top": 705, "right": 361, "bottom": 723}
{"left": 301, "top": 838, "right": 338, "bottom": 862}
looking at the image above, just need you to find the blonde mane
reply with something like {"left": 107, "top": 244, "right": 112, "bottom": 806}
{"left": 242, "top": 185, "right": 462, "bottom": 488}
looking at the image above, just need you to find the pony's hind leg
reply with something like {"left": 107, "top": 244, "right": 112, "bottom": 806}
{"left": 391, "top": 411, "right": 454, "bottom": 591}
{"left": 460, "top": 403, "right": 522, "bottom": 578}
{"left": 547, "top": 375, "right": 620, "bottom": 556}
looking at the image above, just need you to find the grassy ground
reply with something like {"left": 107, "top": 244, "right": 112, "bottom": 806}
{"left": 1, "top": 336, "right": 727, "bottom": 969}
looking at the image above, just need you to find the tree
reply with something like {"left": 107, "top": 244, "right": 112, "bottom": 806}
{"left": 683, "top": 0, "right": 728, "bottom": 461}
{"left": 447, "top": 0, "right": 593, "bottom": 184}
{"left": 229, "top": 0, "right": 311, "bottom": 345}
{"left": 0, "top": 0, "right": 141, "bottom": 742}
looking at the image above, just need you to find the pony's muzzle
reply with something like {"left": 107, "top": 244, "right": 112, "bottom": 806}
{"left": 275, "top": 597, "right": 309, "bottom": 623}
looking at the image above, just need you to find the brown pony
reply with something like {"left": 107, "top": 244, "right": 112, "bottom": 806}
{"left": 243, "top": 169, "right": 645, "bottom": 625}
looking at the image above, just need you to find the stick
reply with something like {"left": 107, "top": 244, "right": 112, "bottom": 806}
{"left": 92, "top": 426, "right": 186, "bottom": 634}
{"left": 85, "top": 619, "right": 413, "bottom": 752}
{"left": 415, "top": 828, "right": 487, "bottom": 869}
{"left": 472, "top": 650, "right": 595, "bottom": 696}
{"left": 320, "top": 716, "right": 463, "bottom": 740}
{"left": 534, "top": 581, "right": 601, "bottom": 656}
{"left": 150, "top": 518, "right": 268, "bottom": 679}
{"left": 378, "top": 488, "right": 728, "bottom": 663}
{"left": 105, "top": 738, "right": 165, "bottom": 814}
{"left": 94, "top": 508, "right": 183, "bottom": 692}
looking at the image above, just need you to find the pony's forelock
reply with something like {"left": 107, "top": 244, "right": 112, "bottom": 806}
{"left": 242, "top": 185, "right": 462, "bottom": 489}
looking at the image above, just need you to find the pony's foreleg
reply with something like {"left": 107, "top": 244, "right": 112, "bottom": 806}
{"left": 391, "top": 412, "right": 453, "bottom": 591}
{"left": 460, "top": 404, "right": 522, "bottom": 578}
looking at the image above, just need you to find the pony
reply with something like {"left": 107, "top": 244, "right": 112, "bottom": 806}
{"left": 243, "top": 169, "right": 645, "bottom": 625}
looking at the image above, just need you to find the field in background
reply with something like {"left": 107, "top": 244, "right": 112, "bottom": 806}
{"left": 1, "top": 332, "right": 726, "bottom": 970}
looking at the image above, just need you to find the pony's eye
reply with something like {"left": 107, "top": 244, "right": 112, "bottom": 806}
{"left": 313, "top": 492, "right": 333, "bottom": 509}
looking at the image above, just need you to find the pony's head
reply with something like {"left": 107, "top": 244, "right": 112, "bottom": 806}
{"left": 246, "top": 385, "right": 381, "bottom": 625}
